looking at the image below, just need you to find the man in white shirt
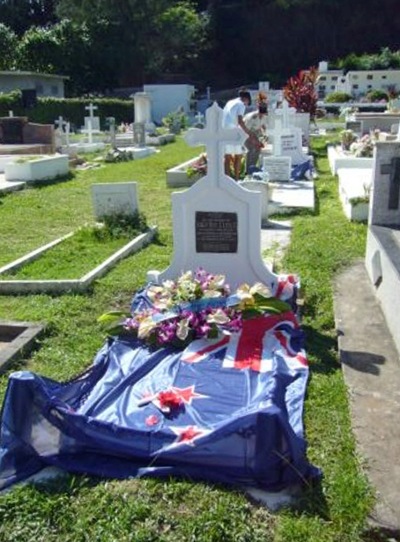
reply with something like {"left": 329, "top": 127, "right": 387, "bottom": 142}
{"left": 222, "top": 89, "right": 259, "bottom": 180}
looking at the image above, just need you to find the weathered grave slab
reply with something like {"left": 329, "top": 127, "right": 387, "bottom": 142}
{"left": 91, "top": 182, "right": 138, "bottom": 220}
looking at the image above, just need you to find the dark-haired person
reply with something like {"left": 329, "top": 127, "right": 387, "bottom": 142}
{"left": 243, "top": 102, "right": 268, "bottom": 173}
{"left": 222, "top": 89, "right": 258, "bottom": 180}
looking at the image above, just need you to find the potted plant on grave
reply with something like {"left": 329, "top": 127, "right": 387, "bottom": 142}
{"left": 349, "top": 133, "right": 377, "bottom": 157}
{"left": 186, "top": 153, "right": 207, "bottom": 179}
{"left": 340, "top": 129, "right": 357, "bottom": 151}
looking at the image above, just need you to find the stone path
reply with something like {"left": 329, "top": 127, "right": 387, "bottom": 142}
{"left": 334, "top": 261, "right": 400, "bottom": 532}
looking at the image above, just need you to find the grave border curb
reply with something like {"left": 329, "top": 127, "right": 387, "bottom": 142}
{"left": 0, "top": 226, "right": 158, "bottom": 295}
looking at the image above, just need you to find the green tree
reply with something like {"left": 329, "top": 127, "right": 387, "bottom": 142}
{"left": 147, "top": 3, "right": 210, "bottom": 78}
{"left": 0, "top": 23, "right": 18, "bottom": 69}
{"left": 55, "top": 0, "right": 211, "bottom": 85}
{"left": 0, "top": 0, "right": 58, "bottom": 35}
{"left": 16, "top": 26, "right": 61, "bottom": 73}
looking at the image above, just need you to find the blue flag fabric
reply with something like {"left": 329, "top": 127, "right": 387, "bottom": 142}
{"left": 0, "top": 306, "right": 320, "bottom": 491}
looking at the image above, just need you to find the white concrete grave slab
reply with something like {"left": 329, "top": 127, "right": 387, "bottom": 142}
{"left": 91, "top": 182, "right": 138, "bottom": 220}
{"left": 328, "top": 145, "right": 374, "bottom": 175}
{"left": 147, "top": 102, "right": 278, "bottom": 291}
{"left": 337, "top": 167, "right": 372, "bottom": 221}
{"left": 365, "top": 141, "right": 400, "bottom": 355}
{"left": 5, "top": 155, "right": 69, "bottom": 182}
{"left": 262, "top": 155, "right": 292, "bottom": 182}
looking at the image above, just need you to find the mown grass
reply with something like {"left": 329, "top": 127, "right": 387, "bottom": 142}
{"left": 0, "top": 135, "right": 388, "bottom": 541}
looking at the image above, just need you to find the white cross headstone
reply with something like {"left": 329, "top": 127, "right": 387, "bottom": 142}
{"left": 281, "top": 99, "right": 291, "bottom": 129}
{"left": 270, "top": 118, "right": 284, "bottom": 156}
{"left": 185, "top": 102, "right": 247, "bottom": 181}
{"left": 54, "top": 116, "right": 67, "bottom": 149}
{"left": 85, "top": 103, "right": 98, "bottom": 144}
{"left": 8, "top": 111, "right": 13, "bottom": 118}
{"left": 195, "top": 112, "right": 204, "bottom": 126}
{"left": 147, "top": 102, "right": 278, "bottom": 291}
{"left": 55, "top": 116, "right": 66, "bottom": 131}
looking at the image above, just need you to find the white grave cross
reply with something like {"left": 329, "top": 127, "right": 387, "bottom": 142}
{"left": 269, "top": 118, "right": 284, "bottom": 156}
{"left": 55, "top": 116, "right": 66, "bottom": 131}
{"left": 195, "top": 111, "right": 204, "bottom": 125}
{"left": 281, "top": 99, "right": 291, "bottom": 129}
{"left": 85, "top": 103, "right": 98, "bottom": 144}
{"left": 185, "top": 102, "right": 247, "bottom": 181}
{"left": 147, "top": 102, "right": 277, "bottom": 291}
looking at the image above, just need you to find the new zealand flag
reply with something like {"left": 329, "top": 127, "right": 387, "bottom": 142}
{"left": 0, "top": 293, "right": 320, "bottom": 491}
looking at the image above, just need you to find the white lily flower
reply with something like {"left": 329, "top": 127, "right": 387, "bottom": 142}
{"left": 236, "top": 283, "right": 253, "bottom": 301}
{"left": 138, "top": 316, "right": 157, "bottom": 339}
{"left": 250, "top": 282, "right": 271, "bottom": 298}
{"left": 207, "top": 309, "right": 230, "bottom": 324}
{"left": 176, "top": 318, "right": 190, "bottom": 340}
{"left": 208, "top": 274, "right": 226, "bottom": 289}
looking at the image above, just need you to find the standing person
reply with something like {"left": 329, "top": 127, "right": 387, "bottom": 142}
{"left": 222, "top": 88, "right": 259, "bottom": 180}
{"left": 243, "top": 101, "right": 268, "bottom": 174}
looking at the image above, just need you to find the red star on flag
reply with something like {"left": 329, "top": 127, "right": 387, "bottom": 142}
{"left": 171, "top": 385, "right": 207, "bottom": 405}
{"left": 169, "top": 425, "right": 210, "bottom": 447}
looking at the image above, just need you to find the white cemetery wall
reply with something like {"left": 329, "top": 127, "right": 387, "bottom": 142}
{"left": 143, "top": 84, "right": 195, "bottom": 124}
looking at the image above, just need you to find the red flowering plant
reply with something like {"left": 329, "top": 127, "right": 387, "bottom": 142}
{"left": 283, "top": 66, "right": 319, "bottom": 120}
{"left": 98, "top": 268, "right": 293, "bottom": 350}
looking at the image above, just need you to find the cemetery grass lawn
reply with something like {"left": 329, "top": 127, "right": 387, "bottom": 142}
{"left": 0, "top": 136, "right": 382, "bottom": 542}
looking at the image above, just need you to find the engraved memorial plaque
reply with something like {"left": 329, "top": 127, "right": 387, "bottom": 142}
{"left": 195, "top": 211, "right": 238, "bottom": 253}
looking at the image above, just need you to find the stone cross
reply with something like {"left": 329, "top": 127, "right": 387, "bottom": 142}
{"left": 184, "top": 102, "right": 247, "bottom": 181}
{"left": 85, "top": 103, "right": 98, "bottom": 144}
{"left": 55, "top": 116, "right": 66, "bottom": 131}
{"left": 195, "top": 112, "right": 204, "bottom": 125}
{"left": 8, "top": 111, "right": 13, "bottom": 118}
{"left": 281, "top": 99, "right": 291, "bottom": 129}
{"left": 269, "top": 118, "right": 284, "bottom": 156}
